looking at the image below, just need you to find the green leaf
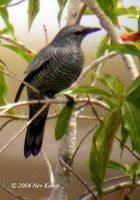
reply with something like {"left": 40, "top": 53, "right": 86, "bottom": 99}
{"left": 89, "top": 108, "right": 121, "bottom": 196}
{"left": 122, "top": 102, "right": 140, "bottom": 154}
{"left": 0, "top": 63, "right": 8, "bottom": 105}
{"left": 107, "top": 43, "right": 140, "bottom": 56}
{"left": 0, "top": 8, "right": 14, "bottom": 35}
{"left": 108, "top": 160, "right": 128, "bottom": 174}
{"left": 122, "top": 26, "right": 134, "bottom": 33}
{"left": 128, "top": 162, "right": 140, "bottom": 177}
{"left": 138, "top": 14, "right": 140, "bottom": 32}
{"left": 57, "top": 0, "right": 67, "bottom": 7}
{"left": 96, "top": 34, "right": 110, "bottom": 58}
{"left": 57, "top": 0, "right": 67, "bottom": 26}
{"left": 101, "top": 96, "right": 117, "bottom": 110}
{"left": 91, "top": 34, "right": 110, "bottom": 84}
{"left": 0, "top": 27, "right": 12, "bottom": 35}
{"left": 98, "top": 74, "right": 124, "bottom": 99}
{"left": 97, "top": 0, "right": 118, "bottom": 25}
{"left": 55, "top": 100, "right": 75, "bottom": 140}
{"left": 125, "top": 75, "right": 140, "bottom": 109}
{"left": 108, "top": 160, "right": 140, "bottom": 178}
{"left": 0, "top": 0, "right": 13, "bottom": 6}
{"left": 2, "top": 44, "right": 33, "bottom": 62}
{"left": 72, "top": 85, "right": 111, "bottom": 97}
{"left": 116, "top": 6, "right": 140, "bottom": 18}
{"left": 28, "top": 0, "right": 40, "bottom": 30}
{"left": 120, "top": 123, "right": 129, "bottom": 155}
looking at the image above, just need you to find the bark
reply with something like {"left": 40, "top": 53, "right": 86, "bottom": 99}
{"left": 49, "top": 1, "right": 81, "bottom": 199}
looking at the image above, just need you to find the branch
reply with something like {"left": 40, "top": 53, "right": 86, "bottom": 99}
{"left": 80, "top": 175, "right": 131, "bottom": 199}
{"left": 0, "top": 105, "right": 47, "bottom": 154}
{"left": 0, "top": 97, "right": 109, "bottom": 115}
{"left": 82, "top": 0, "right": 139, "bottom": 80}
{"left": 88, "top": 96, "right": 102, "bottom": 123}
{"left": 115, "top": 135, "right": 140, "bottom": 162}
{"left": 43, "top": 25, "right": 48, "bottom": 45}
{"left": 49, "top": 110, "right": 79, "bottom": 200}
{"left": 0, "top": 181, "right": 49, "bottom": 200}
{"left": 75, "top": 3, "right": 87, "bottom": 24}
{"left": 67, "top": 0, "right": 83, "bottom": 25}
{"left": 126, "top": 175, "right": 137, "bottom": 199}
{"left": 0, "top": 59, "right": 15, "bottom": 75}
{"left": 41, "top": 151, "right": 54, "bottom": 185}
{"left": 0, "top": 182, "right": 32, "bottom": 200}
{"left": 0, "top": 36, "right": 35, "bottom": 56}
{"left": 80, "top": 180, "right": 140, "bottom": 200}
{"left": 0, "top": 68, "right": 39, "bottom": 95}
{"left": 59, "top": 155, "right": 98, "bottom": 200}
{"left": 0, "top": 119, "right": 14, "bottom": 132}
{"left": 71, "top": 125, "right": 99, "bottom": 163}
{"left": 0, "top": 112, "right": 59, "bottom": 121}
{"left": 76, "top": 51, "right": 117, "bottom": 84}
{"left": 0, "top": 0, "right": 26, "bottom": 8}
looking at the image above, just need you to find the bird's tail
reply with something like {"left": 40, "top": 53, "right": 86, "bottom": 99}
{"left": 14, "top": 82, "right": 25, "bottom": 102}
{"left": 24, "top": 103, "right": 50, "bottom": 158}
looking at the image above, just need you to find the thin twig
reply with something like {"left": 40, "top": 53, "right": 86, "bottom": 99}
{"left": 41, "top": 151, "right": 54, "bottom": 185}
{"left": 103, "top": 180, "right": 140, "bottom": 197}
{"left": 0, "top": 113, "right": 58, "bottom": 120}
{"left": 77, "top": 52, "right": 117, "bottom": 84}
{"left": 80, "top": 180, "right": 140, "bottom": 200}
{"left": 0, "top": 59, "right": 16, "bottom": 75}
{"left": 0, "top": 182, "right": 49, "bottom": 200}
{"left": 71, "top": 125, "right": 99, "bottom": 163}
{"left": 0, "top": 114, "right": 28, "bottom": 120}
{"left": 0, "top": 182, "right": 32, "bottom": 200}
{"left": 0, "top": 105, "right": 47, "bottom": 153}
{"left": 0, "top": 0, "right": 26, "bottom": 8}
{"left": 115, "top": 135, "right": 140, "bottom": 162}
{"left": 0, "top": 68, "right": 39, "bottom": 95}
{"left": 126, "top": 175, "right": 137, "bottom": 199}
{"left": 80, "top": 175, "right": 131, "bottom": 199}
{"left": 75, "top": 3, "right": 87, "bottom": 24}
{"left": 0, "top": 36, "right": 35, "bottom": 55}
{"left": 59, "top": 154, "right": 98, "bottom": 200}
{"left": 0, "top": 119, "right": 14, "bottom": 132}
{"left": 0, "top": 112, "right": 58, "bottom": 132}
{"left": 88, "top": 96, "right": 102, "bottom": 123}
{"left": 0, "top": 113, "right": 103, "bottom": 121}
{"left": 104, "top": 175, "right": 131, "bottom": 185}
{"left": 78, "top": 115, "right": 103, "bottom": 120}
{"left": 43, "top": 25, "right": 48, "bottom": 45}
{"left": 0, "top": 98, "right": 109, "bottom": 115}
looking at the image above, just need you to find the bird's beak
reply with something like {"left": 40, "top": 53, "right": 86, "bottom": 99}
{"left": 85, "top": 27, "right": 101, "bottom": 34}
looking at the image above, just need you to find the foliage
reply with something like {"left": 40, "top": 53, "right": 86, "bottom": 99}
{"left": 28, "top": 0, "right": 40, "bottom": 30}
{"left": 0, "top": 0, "right": 140, "bottom": 200}
{"left": 55, "top": 98, "right": 75, "bottom": 140}
{"left": 0, "top": 63, "right": 8, "bottom": 105}
{"left": 90, "top": 108, "right": 121, "bottom": 196}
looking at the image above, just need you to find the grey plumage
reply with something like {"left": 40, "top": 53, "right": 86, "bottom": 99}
{"left": 14, "top": 24, "right": 101, "bottom": 158}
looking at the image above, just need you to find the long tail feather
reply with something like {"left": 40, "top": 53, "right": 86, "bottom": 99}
{"left": 24, "top": 103, "right": 50, "bottom": 158}
{"left": 14, "top": 83, "right": 25, "bottom": 102}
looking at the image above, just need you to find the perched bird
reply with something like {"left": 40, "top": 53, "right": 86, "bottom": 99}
{"left": 14, "top": 24, "right": 101, "bottom": 158}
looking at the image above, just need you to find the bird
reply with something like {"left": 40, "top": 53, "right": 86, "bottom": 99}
{"left": 14, "top": 24, "right": 101, "bottom": 158}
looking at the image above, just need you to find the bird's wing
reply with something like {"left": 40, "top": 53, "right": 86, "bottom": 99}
{"left": 24, "top": 44, "right": 53, "bottom": 76}
{"left": 14, "top": 45, "right": 55, "bottom": 102}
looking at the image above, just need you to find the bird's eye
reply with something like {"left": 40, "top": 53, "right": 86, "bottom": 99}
{"left": 75, "top": 30, "right": 82, "bottom": 35}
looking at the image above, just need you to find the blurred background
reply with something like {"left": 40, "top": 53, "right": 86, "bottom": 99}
{"left": 0, "top": 0, "right": 140, "bottom": 199}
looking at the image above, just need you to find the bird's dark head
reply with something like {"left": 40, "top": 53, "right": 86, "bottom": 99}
{"left": 52, "top": 24, "right": 101, "bottom": 46}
